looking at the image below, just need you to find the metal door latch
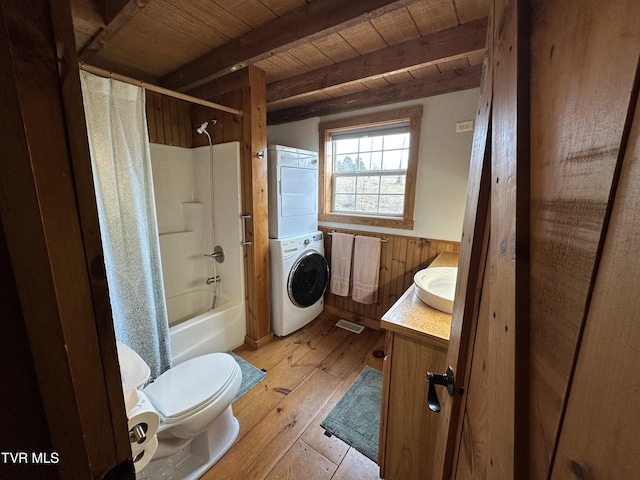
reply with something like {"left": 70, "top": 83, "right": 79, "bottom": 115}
{"left": 426, "top": 366, "right": 455, "bottom": 413}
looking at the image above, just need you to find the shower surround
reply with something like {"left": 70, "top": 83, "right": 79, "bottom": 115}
{"left": 150, "top": 142, "right": 245, "bottom": 355}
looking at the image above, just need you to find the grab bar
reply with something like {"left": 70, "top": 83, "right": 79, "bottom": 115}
{"left": 241, "top": 214, "right": 252, "bottom": 247}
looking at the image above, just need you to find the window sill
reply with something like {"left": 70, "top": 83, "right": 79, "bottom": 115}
{"left": 319, "top": 212, "right": 414, "bottom": 230}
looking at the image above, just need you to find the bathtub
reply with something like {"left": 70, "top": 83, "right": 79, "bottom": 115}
{"left": 169, "top": 295, "right": 246, "bottom": 366}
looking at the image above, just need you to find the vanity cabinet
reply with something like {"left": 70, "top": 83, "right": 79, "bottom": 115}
{"left": 378, "top": 253, "right": 457, "bottom": 480}
{"left": 380, "top": 329, "right": 448, "bottom": 479}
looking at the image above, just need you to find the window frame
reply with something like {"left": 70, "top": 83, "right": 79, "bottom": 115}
{"left": 318, "top": 105, "right": 423, "bottom": 229}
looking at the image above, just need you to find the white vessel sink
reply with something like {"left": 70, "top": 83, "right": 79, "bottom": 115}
{"left": 413, "top": 267, "right": 458, "bottom": 314}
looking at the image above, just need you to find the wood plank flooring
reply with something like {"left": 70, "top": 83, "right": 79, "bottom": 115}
{"left": 201, "top": 312, "right": 385, "bottom": 480}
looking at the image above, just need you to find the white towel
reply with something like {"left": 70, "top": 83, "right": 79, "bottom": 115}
{"left": 330, "top": 233, "right": 354, "bottom": 296}
{"left": 352, "top": 236, "right": 381, "bottom": 304}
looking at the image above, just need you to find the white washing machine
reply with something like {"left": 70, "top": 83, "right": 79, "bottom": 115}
{"left": 270, "top": 231, "right": 329, "bottom": 337}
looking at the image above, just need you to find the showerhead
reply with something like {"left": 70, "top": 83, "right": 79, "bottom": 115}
{"left": 196, "top": 119, "right": 217, "bottom": 135}
{"left": 196, "top": 121, "right": 208, "bottom": 134}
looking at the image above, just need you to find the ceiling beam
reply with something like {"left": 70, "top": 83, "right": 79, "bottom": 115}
{"left": 186, "top": 69, "right": 250, "bottom": 101}
{"left": 267, "top": 64, "right": 483, "bottom": 125}
{"left": 78, "top": 0, "right": 151, "bottom": 62}
{"left": 267, "top": 18, "right": 487, "bottom": 104}
{"left": 163, "top": 0, "right": 417, "bottom": 92}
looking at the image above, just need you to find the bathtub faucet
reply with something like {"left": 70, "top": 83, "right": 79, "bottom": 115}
{"left": 206, "top": 275, "right": 221, "bottom": 285}
{"left": 203, "top": 245, "right": 225, "bottom": 263}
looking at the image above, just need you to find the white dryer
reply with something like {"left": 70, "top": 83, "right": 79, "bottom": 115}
{"left": 270, "top": 231, "right": 329, "bottom": 337}
{"left": 267, "top": 145, "right": 319, "bottom": 239}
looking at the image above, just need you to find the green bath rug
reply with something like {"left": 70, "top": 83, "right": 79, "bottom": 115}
{"left": 229, "top": 352, "right": 266, "bottom": 402}
{"left": 321, "top": 365, "right": 383, "bottom": 462}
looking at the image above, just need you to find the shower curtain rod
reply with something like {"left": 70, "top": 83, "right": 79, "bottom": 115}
{"left": 79, "top": 63, "right": 243, "bottom": 117}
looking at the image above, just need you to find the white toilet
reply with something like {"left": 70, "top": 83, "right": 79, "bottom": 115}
{"left": 116, "top": 342, "right": 242, "bottom": 480}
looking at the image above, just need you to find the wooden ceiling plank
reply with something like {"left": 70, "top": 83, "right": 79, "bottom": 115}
{"left": 96, "top": 14, "right": 213, "bottom": 77}
{"left": 267, "top": 64, "right": 482, "bottom": 124}
{"left": 310, "top": 33, "right": 360, "bottom": 63}
{"left": 286, "top": 43, "right": 336, "bottom": 70}
{"left": 454, "top": 0, "right": 491, "bottom": 23}
{"left": 265, "top": 51, "right": 313, "bottom": 77}
{"left": 163, "top": 0, "right": 418, "bottom": 91}
{"left": 267, "top": 18, "right": 487, "bottom": 103}
{"left": 74, "top": 30, "right": 93, "bottom": 51}
{"left": 253, "top": 57, "right": 291, "bottom": 83}
{"left": 70, "top": 0, "right": 104, "bottom": 27}
{"left": 370, "top": 6, "right": 421, "bottom": 45}
{"left": 407, "top": 0, "right": 459, "bottom": 35}
{"left": 258, "top": 0, "right": 307, "bottom": 16}
{"left": 339, "top": 21, "right": 388, "bottom": 55}
{"left": 73, "top": 15, "right": 101, "bottom": 37}
{"left": 79, "top": 0, "right": 151, "bottom": 62}
{"left": 212, "top": 0, "right": 277, "bottom": 28}
{"left": 165, "top": 0, "right": 252, "bottom": 39}
{"left": 72, "top": 16, "right": 101, "bottom": 50}
{"left": 141, "top": 1, "right": 230, "bottom": 48}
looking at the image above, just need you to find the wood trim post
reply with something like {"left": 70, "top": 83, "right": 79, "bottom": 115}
{"left": 431, "top": 8, "right": 494, "bottom": 479}
{"left": 0, "top": 0, "right": 132, "bottom": 477}
{"left": 490, "top": 0, "right": 530, "bottom": 475}
{"left": 241, "top": 65, "right": 272, "bottom": 348}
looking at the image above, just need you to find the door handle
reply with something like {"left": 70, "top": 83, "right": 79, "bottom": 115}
{"left": 426, "top": 366, "right": 455, "bottom": 413}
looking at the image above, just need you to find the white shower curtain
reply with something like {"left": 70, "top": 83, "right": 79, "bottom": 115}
{"left": 80, "top": 71, "right": 171, "bottom": 379}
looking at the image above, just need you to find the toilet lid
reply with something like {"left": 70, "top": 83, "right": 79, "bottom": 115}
{"left": 143, "top": 353, "right": 238, "bottom": 422}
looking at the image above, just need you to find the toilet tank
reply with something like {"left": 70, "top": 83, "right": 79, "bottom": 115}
{"left": 116, "top": 341, "right": 151, "bottom": 390}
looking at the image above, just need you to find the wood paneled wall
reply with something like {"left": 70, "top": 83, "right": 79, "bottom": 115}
{"left": 320, "top": 226, "right": 460, "bottom": 327}
{"left": 145, "top": 91, "right": 192, "bottom": 147}
{"left": 191, "top": 96, "right": 243, "bottom": 147}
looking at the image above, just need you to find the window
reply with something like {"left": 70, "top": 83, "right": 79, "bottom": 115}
{"left": 319, "top": 106, "right": 422, "bottom": 229}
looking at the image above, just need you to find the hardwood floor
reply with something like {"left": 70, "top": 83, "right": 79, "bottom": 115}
{"left": 201, "top": 312, "right": 385, "bottom": 480}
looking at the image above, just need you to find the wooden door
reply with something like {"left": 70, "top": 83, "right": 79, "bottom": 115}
{"left": 433, "top": 0, "right": 640, "bottom": 478}
{"left": 430, "top": 4, "right": 495, "bottom": 477}
{"left": 550, "top": 76, "right": 640, "bottom": 480}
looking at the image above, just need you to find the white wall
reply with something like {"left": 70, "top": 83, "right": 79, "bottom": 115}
{"left": 267, "top": 117, "right": 320, "bottom": 152}
{"left": 266, "top": 88, "right": 480, "bottom": 242}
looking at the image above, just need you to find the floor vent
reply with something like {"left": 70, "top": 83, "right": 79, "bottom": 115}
{"left": 335, "top": 319, "right": 365, "bottom": 334}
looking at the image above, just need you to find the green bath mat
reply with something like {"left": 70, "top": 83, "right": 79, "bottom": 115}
{"left": 229, "top": 352, "right": 266, "bottom": 402}
{"left": 321, "top": 366, "right": 383, "bottom": 462}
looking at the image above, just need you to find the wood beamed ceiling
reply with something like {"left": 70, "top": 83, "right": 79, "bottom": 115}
{"left": 71, "top": 0, "right": 489, "bottom": 124}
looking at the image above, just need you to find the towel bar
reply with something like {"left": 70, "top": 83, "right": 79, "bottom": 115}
{"left": 327, "top": 231, "right": 389, "bottom": 243}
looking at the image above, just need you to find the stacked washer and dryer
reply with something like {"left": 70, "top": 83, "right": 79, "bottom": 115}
{"left": 267, "top": 145, "right": 329, "bottom": 337}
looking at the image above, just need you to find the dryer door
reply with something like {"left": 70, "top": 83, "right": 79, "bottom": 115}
{"left": 288, "top": 251, "right": 329, "bottom": 308}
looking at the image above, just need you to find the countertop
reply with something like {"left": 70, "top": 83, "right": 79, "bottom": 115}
{"left": 380, "top": 252, "right": 459, "bottom": 349}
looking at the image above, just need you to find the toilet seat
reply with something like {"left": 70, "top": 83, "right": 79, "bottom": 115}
{"left": 144, "top": 353, "right": 239, "bottom": 424}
